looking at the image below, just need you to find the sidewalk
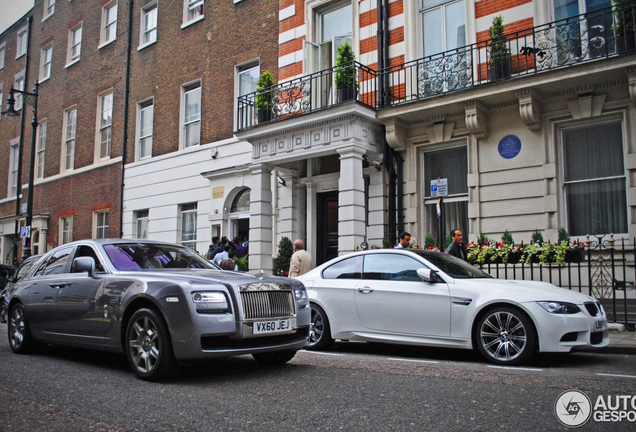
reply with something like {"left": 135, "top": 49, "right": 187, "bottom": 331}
{"left": 605, "top": 328, "right": 636, "bottom": 354}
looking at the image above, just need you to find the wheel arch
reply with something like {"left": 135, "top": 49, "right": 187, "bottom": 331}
{"left": 470, "top": 302, "right": 539, "bottom": 351}
{"left": 120, "top": 296, "right": 163, "bottom": 352}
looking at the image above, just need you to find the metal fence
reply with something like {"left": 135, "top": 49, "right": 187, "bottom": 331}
{"left": 476, "top": 232, "right": 635, "bottom": 330}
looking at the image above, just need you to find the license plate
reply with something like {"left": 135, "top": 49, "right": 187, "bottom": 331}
{"left": 594, "top": 319, "right": 607, "bottom": 331}
{"left": 253, "top": 319, "right": 291, "bottom": 335}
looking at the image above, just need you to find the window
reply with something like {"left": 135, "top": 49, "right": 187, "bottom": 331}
{"left": 363, "top": 254, "right": 424, "bottom": 281}
{"left": 422, "top": 145, "right": 468, "bottom": 244}
{"left": 0, "top": 43, "right": 5, "bottom": 69}
{"left": 97, "top": 92, "right": 113, "bottom": 160}
{"left": 16, "top": 27, "right": 28, "bottom": 58}
{"left": 184, "top": 0, "right": 204, "bottom": 25}
{"left": 36, "top": 121, "right": 47, "bottom": 179}
{"left": 101, "top": 2, "right": 118, "bottom": 45}
{"left": 8, "top": 140, "right": 19, "bottom": 197}
{"left": 322, "top": 256, "right": 363, "bottom": 279}
{"left": 137, "top": 99, "right": 153, "bottom": 159}
{"left": 14, "top": 74, "right": 25, "bottom": 111}
{"left": 421, "top": 0, "right": 465, "bottom": 57}
{"left": 236, "top": 62, "right": 259, "bottom": 128}
{"left": 40, "top": 44, "right": 53, "bottom": 81}
{"left": 62, "top": 108, "right": 77, "bottom": 172}
{"left": 67, "top": 24, "right": 82, "bottom": 65}
{"left": 141, "top": 3, "right": 158, "bottom": 46}
{"left": 553, "top": 0, "right": 614, "bottom": 60}
{"left": 44, "top": 0, "right": 55, "bottom": 19}
{"left": 94, "top": 211, "right": 109, "bottom": 239}
{"left": 0, "top": 86, "right": 3, "bottom": 121}
{"left": 37, "top": 246, "right": 73, "bottom": 275}
{"left": 60, "top": 216, "right": 73, "bottom": 245}
{"left": 181, "top": 82, "right": 201, "bottom": 148}
{"left": 561, "top": 120, "right": 627, "bottom": 236}
{"left": 135, "top": 210, "right": 149, "bottom": 239}
{"left": 180, "top": 203, "right": 197, "bottom": 250}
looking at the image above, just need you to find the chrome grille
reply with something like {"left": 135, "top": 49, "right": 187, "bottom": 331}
{"left": 584, "top": 302, "right": 599, "bottom": 317}
{"left": 240, "top": 289, "right": 295, "bottom": 320}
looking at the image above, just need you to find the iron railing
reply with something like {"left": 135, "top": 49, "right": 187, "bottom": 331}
{"left": 236, "top": 61, "right": 378, "bottom": 131}
{"left": 476, "top": 233, "right": 635, "bottom": 330}
{"left": 236, "top": 2, "right": 636, "bottom": 131}
{"left": 385, "top": 2, "right": 636, "bottom": 105}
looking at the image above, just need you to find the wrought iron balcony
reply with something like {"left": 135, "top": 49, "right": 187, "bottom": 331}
{"left": 236, "top": 62, "right": 378, "bottom": 131}
{"left": 384, "top": 1, "right": 636, "bottom": 106}
{"left": 236, "top": 2, "right": 635, "bottom": 131}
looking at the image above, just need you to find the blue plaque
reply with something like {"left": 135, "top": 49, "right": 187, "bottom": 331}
{"left": 498, "top": 135, "right": 522, "bottom": 159}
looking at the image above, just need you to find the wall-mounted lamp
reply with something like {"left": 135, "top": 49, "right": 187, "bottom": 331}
{"left": 210, "top": 148, "right": 218, "bottom": 159}
{"left": 277, "top": 175, "right": 286, "bottom": 186}
{"left": 214, "top": 209, "right": 218, "bottom": 214}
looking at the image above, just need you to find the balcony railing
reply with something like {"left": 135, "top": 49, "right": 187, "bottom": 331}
{"left": 236, "top": 2, "right": 635, "bottom": 131}
{"left": 236, "top": 61, "right": 378, "bottom": 131}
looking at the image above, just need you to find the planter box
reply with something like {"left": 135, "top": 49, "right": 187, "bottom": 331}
{"left": 337, "top": 87, "right": 356, "bottom": 103}
{"left": 487, "top": 63, "right": 511, "bottom": 81}
{"left": 617, "top": 33, "right": 635, "bottom": 53}
{"left": 257, "top": 109, "right": 272, "bottom": 124}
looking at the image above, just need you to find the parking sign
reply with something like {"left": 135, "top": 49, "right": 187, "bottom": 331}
{"left": 430, "top": 178, "right": 448, "bottom": 197}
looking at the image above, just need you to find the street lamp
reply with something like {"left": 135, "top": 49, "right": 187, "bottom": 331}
{"left": 2, "top": 82, "right": 39, "bottom": 261}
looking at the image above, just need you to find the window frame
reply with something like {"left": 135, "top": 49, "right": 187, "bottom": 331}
{"left": 180, "top": 80, "right": 201, "bottom": 149}
{"left": 419, "top": 0, "right": 467, "bottom": 58}
{"left": 66, "top": 23, "right": 82, "bottom": 66}
{"left": 40, "top": 43, "right": 53, "bottom": 82}
{"left": 43, "top": 0, "right": 56, "bottom": 21}
{"left": 62, "top": 106, "right": 77, "bottom": 172}
{"left": 96, "top": 90, "right": 114, "bottom": 161}
{"left": 36, "top": 120, "right": 47, "bottom": 180}
{"left": 136, "top": 98, "right": 154, "bottom": 160}
{"left": 0, "top": 42, "right": 6, "bottom": 70}
{"left": 182, "top": 0, "right": 204, "bottom": 28}
{"left": 16, "top": 26, "right": 28, "bottom": 59}
{"left": 135, "top": 209, "right": 149, "bottom": 239}
{"left": 100, "top": 1, "right": 119, "bottom": 47}
{"left": 180, "top": 203, "right": 198, "bottom": 250}
{"left": 8, "top": 138, "right": 19, "bottom": 198}
{"left": 235, "top": 61, "right": 260, "bottom": 130}
{"left": 14, "top": 71, "right": 25, "bottom": 111}
{"left": 139, "top": 2, "right": 158, "bottom": 49}
{"left": 59, "top": 216, "right": 73, "bottom": 245}
{"left": 557, "top": 115, "right": 628, "bottom": 239}
{"left": 93, "top": 210, "right": 110, "bottom": 239}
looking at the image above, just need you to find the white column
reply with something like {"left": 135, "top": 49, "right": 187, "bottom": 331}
{"left": 249, "top": 163, "right": 274, "bottom": 273}
{"left": 367, "top": 166, "right": 386, "bottom": 248}
{"left": 337, "top": 147, "right": 366, "bottom": 254}
{"left": 277, "top": 169, "right": 298, "bottom": 242}
{"left": 305, "top": 181, "right": 317, "bottom": 261}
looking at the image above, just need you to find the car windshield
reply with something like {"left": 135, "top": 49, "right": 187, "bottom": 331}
{"left": 413, "top": 250, "right": 493, "bottom": 279}
{"left": 104, "top": 243, "right": 218, "bottom": 270}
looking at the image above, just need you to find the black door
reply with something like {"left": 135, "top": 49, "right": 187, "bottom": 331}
{"left": 316, "top": 191, "right": 339, "bottom": 266}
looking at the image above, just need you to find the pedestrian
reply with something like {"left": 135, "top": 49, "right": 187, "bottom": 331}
{"left": 289, "top": 239, "right": 312, "bottom": 278}
{"left": 445, "top": 229, "right": 468, "bottom": 260}
{"left": 206, "top": 236, "right": 219, "bottom": 259}
{"left": 213, "top": 243, "right": 232, "bottom": 265}
{"left": 219, "top": 250, "right": 238, "bottom": 271}
{"left": 395, "top": 232, "right": 411, "bottom": 249}
{"left": 233, "top": 235, "right": 248, "bottom": 259}
{"left": 212, "top": 236, "right": 228, "bottom": 257}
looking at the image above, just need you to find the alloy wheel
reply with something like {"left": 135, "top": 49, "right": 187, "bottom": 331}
{"left": 128, "top": 316, "right": 160, "bottom": 374}
{"left": 479, "top": 310, "right": 528, "bottom": 362}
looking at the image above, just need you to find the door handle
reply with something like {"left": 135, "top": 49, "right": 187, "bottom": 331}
{"left": 49, "top": 282, "right": 71, "bottom": 289}
{"left": 358, "top": 286, "right": 374, "bottom": 293}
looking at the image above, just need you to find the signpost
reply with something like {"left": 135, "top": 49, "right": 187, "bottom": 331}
{"left": 431, "top": 178, "right": 448, "bottom": 250}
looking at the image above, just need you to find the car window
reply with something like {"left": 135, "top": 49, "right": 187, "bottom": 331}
{"left": 322, "top": 256, "right": 363, "bottom": 279}
{"left": 74, "top": 245, "right": 106, "bottom": 273}
{"left": 362, "top": 254, "right": 424, "bottom": 281}
{"left": 15, "top": 257, "right": 41, "bottom": 281}
{"left": 418, "top": 252, "right": 493, "bottom": 279}
{"left": 104, "top": 243, "right": 215, "bottom": 270}
{"left": 35, "top": 247, "right": 74, "bottom": 276}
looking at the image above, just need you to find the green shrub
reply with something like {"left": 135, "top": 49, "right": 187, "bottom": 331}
{"left": 334, "top": 43, "right": 357, "bottom": 90}
{"left": 531, "top": 229, "right": 544, "bottom": 245}
{"left": 558, "top": 227, "right": 570, "bottom": 244}
{"left": 275, "top": 237, "right": 293, "bottom": 276}
{"left": 424, "top": 234, "right": 436, "bottom": 248}
{"left": 255, "top": 70, "right": 274, "bottom": 111}
{"left": 235, "top": 255, "right": 249, "bottom": 272}
{"left": 501, "top": 230, "right": 514, "bottom": 246}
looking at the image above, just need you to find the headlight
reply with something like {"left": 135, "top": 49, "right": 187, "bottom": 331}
{"left": 294, "top": 288, "right": 308, "bottom": 307}
{"left": 537, "top": 301, "right": 580, "bottom": 314}
{"left": 192, "top": 292, "right": 226, "bottom": 303}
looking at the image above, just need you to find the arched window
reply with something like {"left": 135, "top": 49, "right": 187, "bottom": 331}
{"left": 231, "top": 188, "right": 250, "bottom": 213}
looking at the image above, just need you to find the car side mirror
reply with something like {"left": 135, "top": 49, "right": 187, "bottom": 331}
{"left": 73, "top": 257, "right": 95, "bottom": 278}
{"left": 417, "top": 268, "right": 443, "bottom": 283}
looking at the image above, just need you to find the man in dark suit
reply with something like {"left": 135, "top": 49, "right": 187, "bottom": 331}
{"left": 445, "top": 229, "right": 467, "bottom": 261}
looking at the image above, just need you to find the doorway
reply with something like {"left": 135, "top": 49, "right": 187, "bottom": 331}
{"left": 316, "top": 191, "right": 339, "bottom": 266}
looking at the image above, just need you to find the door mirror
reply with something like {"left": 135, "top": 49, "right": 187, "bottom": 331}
{"left": 417, "top": 268, "right": 442, "bottom": 283}
{"left": 73, "top": 257, "right": 95, "bottom": 278}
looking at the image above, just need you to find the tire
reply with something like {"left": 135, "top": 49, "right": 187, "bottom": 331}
{"left": 1, "top": 302, "right": 7, "bottom": 324}
{"left": 8, "top": 303, "right": 38, "bottom": 354}
{"left": 306, "top": 303, "right": 334, "bottom": 351}
{"left": 252, "top": 349, "right": 298, "bottom": 365}
{"left": 126, "top": 308, "right": 176, "bottom": 381}
{"left": 475, "top": 306, "right": 537, "bottom": 365}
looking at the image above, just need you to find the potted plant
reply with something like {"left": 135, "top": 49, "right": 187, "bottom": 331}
{"left": 487, "top": 15, "right": 512, "bottom": 81}
{"left": 614, "top": 0, "right": 635, "bottom": 52}
{"left": 335, "top": 43, "right": 358, "bottom": 102}
{"left": 255, "top": 70, "right": 275, "bottom": 123}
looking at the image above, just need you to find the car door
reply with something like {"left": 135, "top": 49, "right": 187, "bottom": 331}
{"left": 354, "top": 253, "right": 451, "bottom": 337}
{"left": 53, "top": 245, "right": 107, "bottom": 344}
{"left": 313, "top": 255, "right": 363, "bottom": 325}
